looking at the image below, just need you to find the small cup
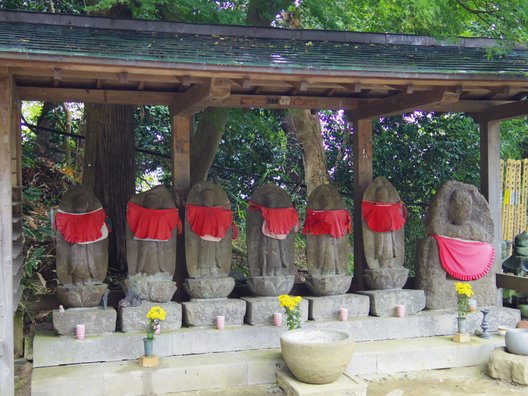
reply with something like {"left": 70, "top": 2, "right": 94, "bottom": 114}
{"left": 396, "top": 305, "right": 406, "bottom": 318}
{"left": 338, "top": 307, "right": 348, "bottom": 321}
{"left": 468, "top": 299, "right": 477, "bottom": 313}
{"left": 216, "top": 315, "right": 225, "bottom": 330}
{"left": 75, "top": 324, "right": 85, "bottom": 340}
{"left": 273, "top": 312, "right": 282, "bottom": 327}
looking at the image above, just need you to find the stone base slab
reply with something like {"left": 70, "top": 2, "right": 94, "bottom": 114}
{"left": 241, "top": 296, "right": 309, "bottom": 326}
{"left": 119, "top": 301, "right": 182, "bottom": 332}
{"left": 277, "top": 368, "right": 367, "bottom": 396}
{"left": 52, "top": 307, "right": 116, "bottom": 336}
{"left": 304, "top": 294, "right": 370, "bottom": 321}
{"left": 488, "top": 347, "right": 528, "bottom": 385}
{"left": 356, "top": 289, "right": 426, "bottom": 317}
{"left": 182, "top": 298, "right": 246, "bottom": 326}
{"left": 452, "top": 332, "right": 471, "bottom": 343}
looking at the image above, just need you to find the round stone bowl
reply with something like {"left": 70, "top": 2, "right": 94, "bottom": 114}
{"left": 280, "top": 329, "right": 355, "bottom": 384}
{"left": 505, "top": 328, "right": 528, "bottom": 356}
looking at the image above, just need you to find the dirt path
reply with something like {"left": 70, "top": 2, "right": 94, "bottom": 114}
{"left": 362, "top": 366, "right": 527, "bottom": 396}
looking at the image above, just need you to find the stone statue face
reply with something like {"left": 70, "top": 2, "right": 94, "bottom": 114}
{"left": 375, "top": 186, "right": 389, "bottom": 202}
{"left": 143, "top": 192, "right": 160, "bottom": 209}
{"left": 447, "top": 190, "right": 472, "bottom": 225}
{"left": 200, "top": 189, "right": 215, "bottom": 207}
{"left": 72, "top": 194, "right": 89, "bottom": 213}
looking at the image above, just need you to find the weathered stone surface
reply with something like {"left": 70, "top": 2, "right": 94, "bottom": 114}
{"left": 55, "top": 186, "right": 109, "bottom": 307}
{"left": 119, "top": 301, "right": 182, "bottom": 332}
{"left": 185, "top": 181, "right": 233, "bottom": 279}
{"left": 184, "top": 276, "right": 235, "bottom": 298}
{"left": 306, "top": 275, "right": 352, "bottom": 296}
{"left": 241, "top": 296, "right": 309, "bottom": 325}
{"left": 416, "top": 181, "right": 498, "bottom": 309}
{"left": 126, "top": 185, "right": 178, "bottom": 276}
{"left": 304, "top": 294, "right": 370, "bottom": 321}
{"left": 52, "top": 307, "right": 116, "bottom": 335}
{"left": 362, "top": 177, "right": 405, "bottom": 271}
{"left": 247, "top": 275, "right": 294, "bottom": 297}
{"left": 246, "top": 184, "right": 296, "bottom": 296}
{"left": 277, "top": 368, "right": 367, "bottom": 396}
{"left": 56, "top": 283, "right": 108, "bottom": 308}
{"left": 123, "top": 272, "right": 176, "bottom": 302}
{"left": 489, "top": 347, "right": 528, "bottom": 385}
{"left": 364, "top": 268, "right": 408, "bottom": 290}
{"left": 305, "top": 185, "right": 351, "bottom": 297}
{"left": 182, "top": 298, "right": 246, "bottom": 326}
{"left": 356, "top": 289, "right": 425, "bottom": 317}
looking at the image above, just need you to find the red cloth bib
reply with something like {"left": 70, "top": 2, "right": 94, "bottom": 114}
{"left": 302, "top": 208, "right": 351, "bottom": 238}
{"left": 249, "top": 201, "right": 299, "bottom": 235}
{"left": 361, "top": 201, "right": 407, "bottom": 232}
{"left": 433, "top": 234, "right": 495, "bottom": 281}
{"left": 186, "top": 204, "right": 236, "bottom": 239}
{"left": 127, "top": 202, "right": 182, "bottom": 241}
{"left": 55, "top": 207, "right": 107, "bottom": 244}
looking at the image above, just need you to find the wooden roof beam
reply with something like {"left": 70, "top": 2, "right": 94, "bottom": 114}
{"left": 349, "top": 88, "right": 459, "bottom": 119}
{"left": 171, "top": 78, "right": 231, "bottom": 115}
{"left": 470, "top": 100, "right": 528, "bottom": 122}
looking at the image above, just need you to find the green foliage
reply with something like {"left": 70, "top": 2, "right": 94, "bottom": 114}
{"left": 500, "top": 118, "right": 528, "bottom": 159}
{"left": 0, "top": 0, "right": 85, "bottom": 13}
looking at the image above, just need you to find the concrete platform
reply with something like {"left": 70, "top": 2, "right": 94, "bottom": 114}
{"left": 119, "top": 301, "right": 182, "bottom": 332}
{"left": 32, "top": 335, "right": 510, "bottom": 396}
{"left": 356, "top": 289, "right": 426, "bottom": 317}
{"left": 52, "top": 307, "right": 117, "bottom": 335}
{"left": 277, "top": 368, "right": 367, "bottom": 396}
{"left": 32, "top": 307, "right": 520, "bottom": 367}
{"left": 304, "top": 294, "right": 370, "bottom": 321}
{"left": 241, "top": 296, "right": 309, "bottom": 325}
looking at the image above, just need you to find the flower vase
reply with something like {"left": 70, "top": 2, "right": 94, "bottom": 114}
{"left": 457, "top": 316, "right": 467, "bottom": 334}
{"left": 143, "top": 338, "right": 154, "bottom": 357}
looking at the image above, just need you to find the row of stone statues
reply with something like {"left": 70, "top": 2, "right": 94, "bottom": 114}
{"left": 54, "top": 176, "right": 498, "bottom": 312}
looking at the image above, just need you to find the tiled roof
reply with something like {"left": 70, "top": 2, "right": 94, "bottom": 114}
{"left": 0, "top": 11, "right": 527, "bottom": 78}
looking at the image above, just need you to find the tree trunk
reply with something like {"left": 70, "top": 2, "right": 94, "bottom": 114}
{"left": 36, "top": 101, "right": 55, "bottom": 158}
{"left": 285, "top": 109, "right": 330, "bottom": 195}
{"left": 190, "top": 108, "right": 228, "bottom": 185}
{"left": 82, "top": 104, "right": 136, "bottom": 271}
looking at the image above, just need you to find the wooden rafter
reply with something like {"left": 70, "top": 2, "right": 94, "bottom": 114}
{"left": 171, "top": 78, "right": 232, "bottom": 115}
{"left": 349, "top": 89, "right": 459, "bottom": 119}
{"left": 471, "top": 100, "right": 528, "bottom": 122}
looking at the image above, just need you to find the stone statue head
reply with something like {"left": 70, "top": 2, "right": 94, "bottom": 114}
{"left": 72, "top": 194, "right": 90, "bottom": 213}
{"left": 143, "top": 192, "right": 161, "bottom": 209}
{"left": 374, "top": 186, "right": 389, "bottom": 202}
{"left": 447, "top": 190, "right": 472, "bottom": 225}
{"left": 200, "top": 188, "right": 215, "bottom": 207}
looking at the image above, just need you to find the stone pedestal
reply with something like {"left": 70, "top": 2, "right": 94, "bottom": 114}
{"left": 56, "top": 283, "right": 108, "bottom": 308}
{"left": 241, "top": 296, "right": 309, "bottom": 325}
{"left": 52, "top": 307, "right": 117, "bottom": 336}
{"left": 119, "top": 301, "right": 182, "bottom": 332}
{"left": 247, "top": 275, "right": 295, "bottom": 296}
{"left": 356, "top": 289, "right": 425, "bottom": 317}
{"left": 489, "top": 347, "right": 528, "bottom": 385}
{"left": 363, "top": 268, "right": 408, "bottom": 290}
{"left": 452, "top": 332, "right": 471, "bottom": 343}
{"left": 184, "top": 277, "right": 235, "bottom": 299}
{"left": 304, "top": 294, "right": 370, "bottom": 321}
{"left": 138, "top": 355, "right": 160, "bottom": 368}
{"left": 124, "top": 273, "right": 176, "bottom": 303}
{"left": 182, "top": 298, "right": 246, "bottom": 326}
{"left": 305, "top": 275, "right": 352, "bottom": 296}
{"left": 277, "top": 368, "right": 367, "bottom": 396}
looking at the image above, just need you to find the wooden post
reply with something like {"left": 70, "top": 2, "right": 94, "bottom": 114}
{"left": 0, "top": 67, "right": 14, "bottom": 396}
{"left": 480, "top": 120, "right": 502, "bottom": 305}
{"left": 350, "top": 117, "right": 373, "bottom": 291}
{"left": 170, "top": 109, "right": 191, "bottom": 301}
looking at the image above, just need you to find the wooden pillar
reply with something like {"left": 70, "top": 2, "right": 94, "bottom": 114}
{"left": 351, "top": 117, "right": 373, "bottom": 291}
{"left": 170, "top": 109, "right": 191, "bottom": 301}
{"left": 480, "top": 120, "right": 502, "bottom": 305}
{"left": 0, "top": 67, "right": 14, "bottom": 396}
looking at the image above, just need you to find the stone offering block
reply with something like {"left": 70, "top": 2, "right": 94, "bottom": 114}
{"left": 119, "top": 301, "right": 182, "bottom": 332}
{"left": 489, "top": 347, "right": 528, "bottom": 385}
{"left": 182, "top": 298, "right": 246, "bottom": 326}
{"left": 356, "top": 289, "right": 425, "bottom": 317}
{"left": 277, "top": 368, "right": 367, "bottom": 396}
{"left": 304, "top": 294, "right": 369, "bottom": 321}
{"left": 52, "top": 307, "right": 117, "bottom": 336}
{"left": 241, "top": 296, "right": 309, "bottom": 325}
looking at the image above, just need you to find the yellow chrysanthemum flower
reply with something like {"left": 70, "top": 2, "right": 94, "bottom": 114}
{"left": 147, "top": 306, "right": 167, "bottom": 321}
{"left": 455, "top": 282, "right": 474, "bottom": 297}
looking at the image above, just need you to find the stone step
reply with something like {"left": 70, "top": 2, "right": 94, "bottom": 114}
{"left": 31, "top": 335, "right": 508, "bottom": 396}
{"left": 32, "top": 307, "right": 519, "bottom": 368}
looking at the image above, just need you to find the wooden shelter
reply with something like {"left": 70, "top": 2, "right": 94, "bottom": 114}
{"left": 1, "top": 10, "right": 528, "bottom": 394}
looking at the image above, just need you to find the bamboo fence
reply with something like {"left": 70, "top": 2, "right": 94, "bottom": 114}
{"left": 501, "top": 159, "right": 528, "bottom": 247}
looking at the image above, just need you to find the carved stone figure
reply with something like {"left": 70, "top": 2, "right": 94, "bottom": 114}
{"left": 184, "top": 181, "right": 235, "bottom": 298}
{"left": 362, "top": 177, "right": 407, "bottom": 289}
{"left": 503, "top": 232, "right": 528, "bottom": 275}
{"left": 304, "top": 184, "right": 352, "bottom": 296}
{"left": 247, "top": 184, "right": 298, "bottom": 296}
{"left": 124, "top": 185, "right": 180, "bottom": 302}
{"left": 55, "top": 185, "right": 109, "bottom": 307}
{"left": 416, "top": 180, "right": 497, "bottom": 309}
